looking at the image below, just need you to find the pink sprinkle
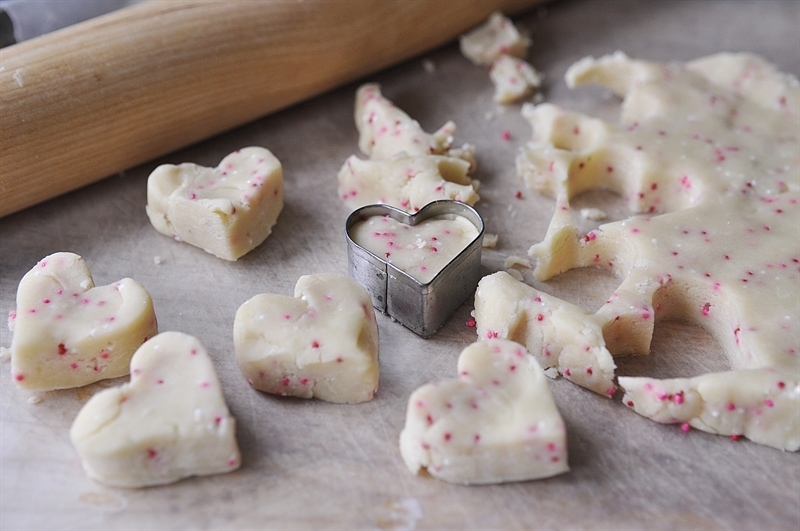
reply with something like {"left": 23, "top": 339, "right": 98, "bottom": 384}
{"left": 311, "top": 340, "right": 320, "bottom": 349}
{"left": 765, "top": 399, "right": 774, "bottom": 408}
{"left": 536, "top": 313, "right": 545, "bottom": 322}
{"left": 443, "top": 433, "right": 452, "bottom": 442}
{"left": 147, "top": 448, "right": 158, "bottom": 459}
{"left": 281, "top": 377, "right": 290, "bottom": 386}
{"left": 57, "top": 343, "right": 67, "bottom": 355}
{"left": 546, "top": 442, "right": 557, "bottom": 452}
{"left": 515, "top": 190, "right": 523, "bottom": 199}
{"left": 564, "top": 368, "right": 572, "bottom": 377}
{"left": 466, "top": 317, "right": 476, "bottom": 328}
{"left": 680, "top": 423, "right": 691, "bottom": 433}
{"left": 14, "top": 374, "right": 24, "bottom": 382}
{"left": 726, "top": 402, "right": 736, "bottom": 411}
{"left": 486, "top": 331, "right": 498, "bottom": 339}
{"left": 502, "top": 130, "right": 512, "bottom": 141}
{"left": 701, "top": 303, "right": 711, "bottom": 316}
{"left": 200, "top": 381, "right": 210, "bottom": 389}
{"left": 673, "top": 392, "right": 685, "bottom": 405}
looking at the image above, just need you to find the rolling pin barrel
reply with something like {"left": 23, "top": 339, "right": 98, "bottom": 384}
{"left": 0, "top": 0, "right": 542, "bottom": 218}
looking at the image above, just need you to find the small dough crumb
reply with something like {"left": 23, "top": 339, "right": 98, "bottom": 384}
{"left": 505, "top": 268, "right": 524, "bottom": 282}
{"left": 580, "top": 207, "right": 608, "bottom": 221}
{"left": 482, "top": 233, "right": 499, "bottom": 248}
{"left": 504, "top": 255, "right": 532, "bottom": 269}
{"left": 459, "top": 12, "right": 529, "bottom": 66}
{"left": 490, "top": 55, "right": 542, "bottom": 103}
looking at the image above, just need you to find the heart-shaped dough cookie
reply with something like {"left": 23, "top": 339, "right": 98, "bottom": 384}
{"left": 70, "top": 332, "right": 241, "bottom": 488}
{"left": 399, "top": 339, "right": 569, "bottom": 485}
{"left": 9, "top": 252, "right": 158, "bottom": 391}
{"left": 146, "top": 146, "right": 283, "bottom": 261}
{"left": 234, "top": 274, "right": 379, "bottom": 404}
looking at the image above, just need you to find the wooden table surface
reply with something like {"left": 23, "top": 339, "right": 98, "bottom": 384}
{"left": 2, "top": 1, "right": 798, "bottom": 529}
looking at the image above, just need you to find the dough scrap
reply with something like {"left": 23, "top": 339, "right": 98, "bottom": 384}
{"left": 70, "top": 332, "right": 241, "bottom": 488}
{"left": 337, "top": 84, "right": 479, "bottom": 212}
{"left": 9, "top": 252, "right": 157, "bottom": 391}
{"left": 475, "top": 271, "right": 617, "bottom": 397}
{"left": 146, "top": 146, "right": 283, "bottom": 261}
{"left": 490, "top": 54, "right": 542, "bottom": 104}
{"left": 233, "top": 274, "right": 379, "bottom": 404}
{"left": 399, "top": 338, "right": 569, "bottom": 485}
{"left": 507, "top": 52, "right": 799, "bottom": 450}
{"left": 459, "top": 11, "right": 530, "bottom": 66}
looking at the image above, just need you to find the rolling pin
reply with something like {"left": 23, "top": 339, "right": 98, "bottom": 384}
{"left": 0, "top": 0, "right": 545, "bottom": 218}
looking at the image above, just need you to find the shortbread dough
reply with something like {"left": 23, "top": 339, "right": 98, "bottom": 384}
{"left": 234, "top": 274, "right": 379, "bottom": 404}
{"left": 70, "top": 332, "right": 241, "bottom": 488}
{"left": 349, "top": 213, "right": 479, "bottom": 283}
{"left": 337, "top": 84, "right": 479, "bottom": 212}
{"left": 399, "top": 338, "right": 569, "bottom": 485}
{"left": 459, "top": 11, "right": 529, "bottom": 67}
{"left": 146, "top": 146, "right": 283, "bottom": 261}
{"left": 494, "top": 52, "right": 799, "bottom": 451}
{"left": 8, "top": 252, "right": 157, "bottom": 391}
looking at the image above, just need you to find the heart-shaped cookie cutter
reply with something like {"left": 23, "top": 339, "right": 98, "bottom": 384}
{"left": 346, "top": 200, "right": 484, "bottom": 338}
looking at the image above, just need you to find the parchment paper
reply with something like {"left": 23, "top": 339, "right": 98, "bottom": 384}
{"left": 1, "top": 1, "right": 798, "bottom": 529}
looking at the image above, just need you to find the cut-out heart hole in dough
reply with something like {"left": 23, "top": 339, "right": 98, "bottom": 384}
{"left": 9, "top": 252, "right": 158, "bottom": 391}
{"left": 347, "top": 200, "right": 484, "bottom": 337}
{"left": 234, "top": 274, "right": 379, "bottom": 404}
{"left": 70, "top": 331, "right": 240, "bottom": 488}
{"left": 399, "top": 339, "right": 569, "bottom": 485}
{"left": 146, "top": 146, "right": 283, "bottom": 261}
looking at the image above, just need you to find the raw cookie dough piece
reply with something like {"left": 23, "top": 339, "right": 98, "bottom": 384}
{"left": 349, "top": 212, "right": 479, "bottom": 283}
{"left": 9, "top": 252, "right": 157, "bottom": 391}
{"left": 619, "top": 370, "right": 799, "bottom": 452}
{"left": 337, "top": 84, "right": 479, "bottom": 212}
{"left": 474, "top": 271, "right": 617, "bottom": 397}
{"left": 146, "top": 146, "right": 283, "bottom": 261}
{"left": 234, "top": 274, "right": 379, "bottom": 404}
{"left": 338, "top": 155, "right": 478, "bottom": 213}
{"left": 516, "top": 52, "right": 799, "bottom": 450}
{"left": 490, "top": 54, "right": 542, "bottom": 104}
{"left": 459, "top": 11, "right": 530, "bottom": 66}
{"left": 354, "top": 83, "right": 475, "bottom": 164}
{"left": 399, "top": 338, "right": 569, "bottom": 485}
{"left": 70, "top": 332, "right": 241, "bottom": 488}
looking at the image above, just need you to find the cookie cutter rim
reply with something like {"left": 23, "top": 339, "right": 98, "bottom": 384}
{"left": 345, "top": 200, "right": 485, "bottom": 338}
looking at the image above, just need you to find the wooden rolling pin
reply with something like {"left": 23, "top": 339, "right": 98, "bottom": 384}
{"left": 0, "top": 0, "right": 545, "bottom": 218}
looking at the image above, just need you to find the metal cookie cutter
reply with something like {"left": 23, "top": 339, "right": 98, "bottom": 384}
{"left": 345, "top": 200, "right": 484, "bottom": 338}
